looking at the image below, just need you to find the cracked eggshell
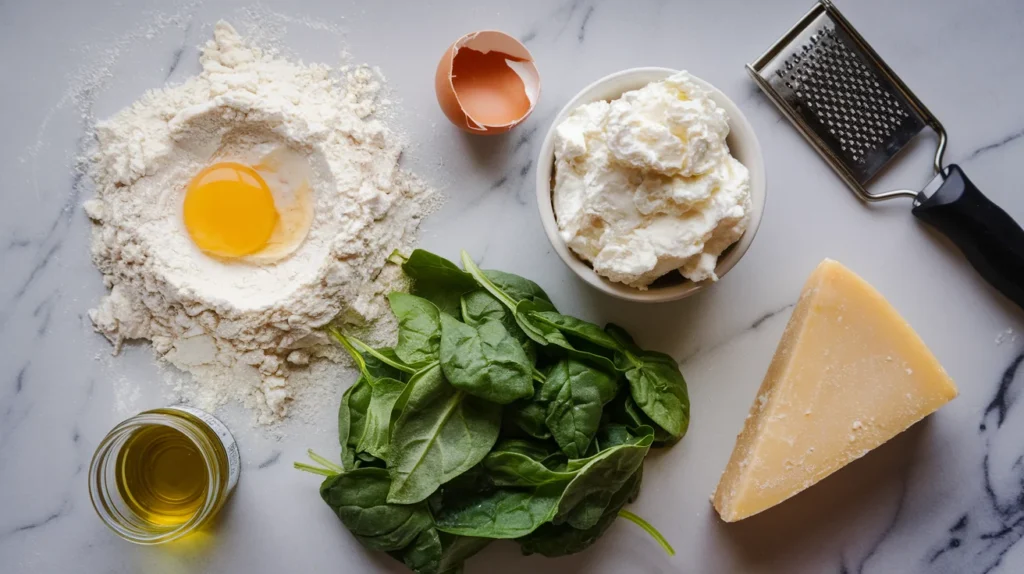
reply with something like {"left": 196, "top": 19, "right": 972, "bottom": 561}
{"left": 435, "top": 30, "right": 540, "bottom": 135}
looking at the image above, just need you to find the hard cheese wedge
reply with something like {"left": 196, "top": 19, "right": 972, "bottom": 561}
{"left": 712, "top": 259, "right": 957, "bottom": 522}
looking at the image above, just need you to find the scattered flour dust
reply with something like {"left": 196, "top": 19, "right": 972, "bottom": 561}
{"left": 84, "top": 21, "right": 438, "bottom": 425}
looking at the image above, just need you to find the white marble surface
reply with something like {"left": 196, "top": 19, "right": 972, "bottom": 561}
{"left": 2, "top": 0, "right": 1024, "bottom": 572}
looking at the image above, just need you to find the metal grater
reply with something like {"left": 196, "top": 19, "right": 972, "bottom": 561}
{"left": 747, "top": 0, "right": 947, "bottom": 201}
{"left": 748, "top": 0, "right": 1024, "bottom": 310}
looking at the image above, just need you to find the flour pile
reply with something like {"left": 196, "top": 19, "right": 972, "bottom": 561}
{"left": 84, "top": 22, "right": 435, "bottom": 424}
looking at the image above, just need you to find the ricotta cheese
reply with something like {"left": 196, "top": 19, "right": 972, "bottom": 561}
{"left": 552, "top": 71, "right": 751, "bottom": 289}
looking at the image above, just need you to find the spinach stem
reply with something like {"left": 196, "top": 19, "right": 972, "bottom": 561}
{"left": 348, "top": 336, "right": 417, "bottom": 375}
{"left": 307, "top": 449, "right": 345, "bottom": 474}
{"left": 460, "top": 250, "right": 517, "bottom": 311}
{"left": 532, "top": 367, "right": 547, "bottom": 383}
{"left": 387, "top": 249, "right": 408, "bottom": 266}
{"left": 293, "top": 462, "right": 337, "bottom": 476}
{"left": 329, "top": 328, "right": 371, "bottom": 379}
{"left": 618, "top": 509, "right": 675, "bottom": 556}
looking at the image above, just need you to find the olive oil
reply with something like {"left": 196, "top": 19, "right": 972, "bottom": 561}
{"left": 90, "top": 407, "right": 239, "bottom": 544}
{"left": 116, "top": 425, "right": 208, "bottom": 527}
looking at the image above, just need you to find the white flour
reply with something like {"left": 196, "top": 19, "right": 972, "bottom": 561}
{"left": 85, "top": 22, "right": 435, "bottom": 425}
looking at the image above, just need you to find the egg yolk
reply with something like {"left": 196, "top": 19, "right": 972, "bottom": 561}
{"left": 183, "top": 162, "right": 279, "bottom": 258}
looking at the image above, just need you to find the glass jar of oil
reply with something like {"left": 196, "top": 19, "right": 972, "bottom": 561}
{"left": 89, "top": 406, "right": 239, "bottom": 544}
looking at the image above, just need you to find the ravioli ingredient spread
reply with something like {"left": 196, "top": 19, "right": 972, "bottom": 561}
{"left": 552, "top": 71, "right": 751, "bottom": 289}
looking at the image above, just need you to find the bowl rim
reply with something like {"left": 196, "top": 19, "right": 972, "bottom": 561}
{"left": 534, "top": 67, "right": 767, "bottom": 303}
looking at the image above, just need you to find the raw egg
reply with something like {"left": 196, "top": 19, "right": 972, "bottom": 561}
{"left": 435, "top": 30, "right": 540, "bottom": 135}
{"left": 183, "top": 147, "right": 314, "bottom": 263}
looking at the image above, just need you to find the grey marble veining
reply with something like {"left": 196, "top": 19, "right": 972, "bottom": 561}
{"left": 2, "top": 0, "right": 1024, "bottom": 572}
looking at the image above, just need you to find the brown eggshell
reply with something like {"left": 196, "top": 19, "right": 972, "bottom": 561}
{"left": 435, "top": 30, "right": 540, "bottom": 135}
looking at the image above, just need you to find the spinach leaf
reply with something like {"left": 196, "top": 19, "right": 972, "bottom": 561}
{"left": 364, "top": 347, "right": 413, "bottom": 382}
{"left": 611, "top": 393, "right": 677, "bottom": 445}
{"left": 529, "top": 311, "right": 621, "bottom": 352}
{"left": 490, "top": 439, "right": 559, "bottom": 462}
{"left": 331, "top": 329, "right": 414, "bottom": 381}
{"left": 435, "top": 483, "right": 564, "bottom": 539}
{"left": 387, "top": 363, "right": 502, "bottom": 504}
{"left": 392, "top": 531, "right": 491, "bottom": 574}
{"left": 439, "top": 313, "right": 533, "bottom": 405}
{"left": 540, "top": 359, "right": 620, "bottom": 459}
{"left": 482, "top": 269, "right": 552, "bottom": 306}
{"left": 518, "top": 467, "right": 642, "bottom": 557}
{"left": 505, "top": 382, "right": 551, "bottom": 441}
{"left": 355, "top": 377, "right": 407, "bottom": 459}
{"left": 460, "top": 251, "right": 550, "bottom": 312}
{"left": 390, "top": 293, "right": 443, "bottom": 367}
{"left": 514, "top": 301, "right": 619, "bottom": 373}
{"left": 403, "top": 250, "right": 478, "bottom": 318}
{"left": 462, "top": 290, "right": 536, "bottom": 363}
{"left": 483, "top": 444, "right": 576, "bottom": 487}
{"left": 554, "top": 430, "right": 652, "bottom": 530}
{"left": 564, "top": 425, "right": 653, "bottom": 472}
{"left": 339, "top": 378, "right": 372, "bottom": 470}
{"left": 591, "top": 424, "right": 655, "bottom": 453}
{"left": 605, "top": 324, "right": 690, "bottom": 440}
{"left": 393, "top": 529, "right": 490, "bottom": 574}
{"left": 319, "top": 467, "right": 432, "bottom": 553}
{"left": 391, "top": 528, "right": 442, "bottom": 574}
{"left": 356, "top": 454, "right": 387, "bottom": 469}
{"left": 437, "top": 534, "right": 491, "bottom": 574}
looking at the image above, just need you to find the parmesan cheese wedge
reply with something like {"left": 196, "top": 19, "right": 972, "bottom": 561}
{"left": 712, "top": 259, "right": 957, "bottom": 522}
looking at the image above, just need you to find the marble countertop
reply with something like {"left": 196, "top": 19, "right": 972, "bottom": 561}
{"left": 3, "top": 0, "right": 1023, "bottom": 572}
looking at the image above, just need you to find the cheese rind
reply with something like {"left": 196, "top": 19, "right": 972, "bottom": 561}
{"left": 712, "top": 259, "right": 957, "bottom": 522}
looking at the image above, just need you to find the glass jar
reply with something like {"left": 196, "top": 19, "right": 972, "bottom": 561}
{"left": 88, "top": 406, "right": 240, "bottom": 544}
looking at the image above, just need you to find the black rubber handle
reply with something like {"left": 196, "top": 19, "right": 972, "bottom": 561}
{"left": 912, "top": 164, "right": 1024, "bottom": 310}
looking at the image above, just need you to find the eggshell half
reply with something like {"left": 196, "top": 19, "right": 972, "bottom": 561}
{"left": 435, "top": 30, "right": 540, "bottom": 134}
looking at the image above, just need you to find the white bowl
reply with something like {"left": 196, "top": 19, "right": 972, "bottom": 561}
{"left": 535, "top": 67, "right": 766, "bottom": 303}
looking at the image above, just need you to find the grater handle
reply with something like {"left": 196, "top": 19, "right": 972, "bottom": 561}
{"left": 913, "top": 165, "right": 1024, "bottom": 310}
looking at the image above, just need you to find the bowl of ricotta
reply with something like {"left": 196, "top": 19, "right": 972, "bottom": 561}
{"left": 536, "top": 68, "right": 765, "bottom": 302}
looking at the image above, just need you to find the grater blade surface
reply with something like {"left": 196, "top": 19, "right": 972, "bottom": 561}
{"left": 751, "top": 5, "right": 928, "bottom": 186}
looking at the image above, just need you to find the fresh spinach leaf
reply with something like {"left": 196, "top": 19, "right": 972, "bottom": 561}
{"left": 460, "top": 251, "right": 550, "bottom": 311}
{"left": 612, "top": 393, "right": 677, "bottom": 445}
{"left": 339, "top": 378, "right": 372, "bottom": 470}
{"left": 402, "top": 250, "right": 478, "bottom": 318}
{"left": 482, "top": 269, "right": 552, "bottom": 306}
{"left": 437, "top": 534, "right": 491, "bottom": 574}
{"left": 355, "top": 377, "right": 407, "bottom": 459}
{"left": 591, "top": 424, "right": 656, "bottom": 453}
{"left": 391, "top": 531, "right": 491, "bottom": 574}
{"left": 483, "top": 444, "right": 577, "bottom": 487}
{"left": 356, "top": 454, "right": 387, "bottom": 469}
{"left": 364, "top": 347, "right": 413, "bottom": 381}
{"left": 387, "top": 363, "right": 502, "bottom": 504}
{"left": 439, "top": 313, "right": 533, "bottom": 405}
{"left": 518, "top": 467, "right": 642, "bottom": 557}
{"left": 462, "top": 290, "right": 536, "bottom": 363}
{"left": 529, "top": 312, "right": 621, "bottom": 352}
{"left": 540, "top": 359, "right": 620, "bottom": 459}
{"left": 391, "top": 528, "right": 443, "bottom": 574}
{"left": 564, "top": 426, "right": 654, "bottom": 472}
{"left": 514, "top": 301, "right": 619, "bottom": 373}
{"left": 390, "top": 293, "right": 443, "bottom": 367}
{"left": 435, "top": 483, "right": 564, "bottom": 539}
{"left": 490, "top": 439, "right": 558, "bottom": 462}
{"left": 505, "top": 380, "right": 551, "bottom": 440}
{"left": 605, "top": 324, "right": 690, "bottom": 440}
{"left": 319, "top": 467, "right": 432, "bottom": 553}
{"left": 554, "top": 430, "right": 652, "bottom": 530}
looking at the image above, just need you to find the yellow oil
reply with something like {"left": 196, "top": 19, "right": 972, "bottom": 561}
{"left": 115, "top": 425, "right": 208, "bottom": 527}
